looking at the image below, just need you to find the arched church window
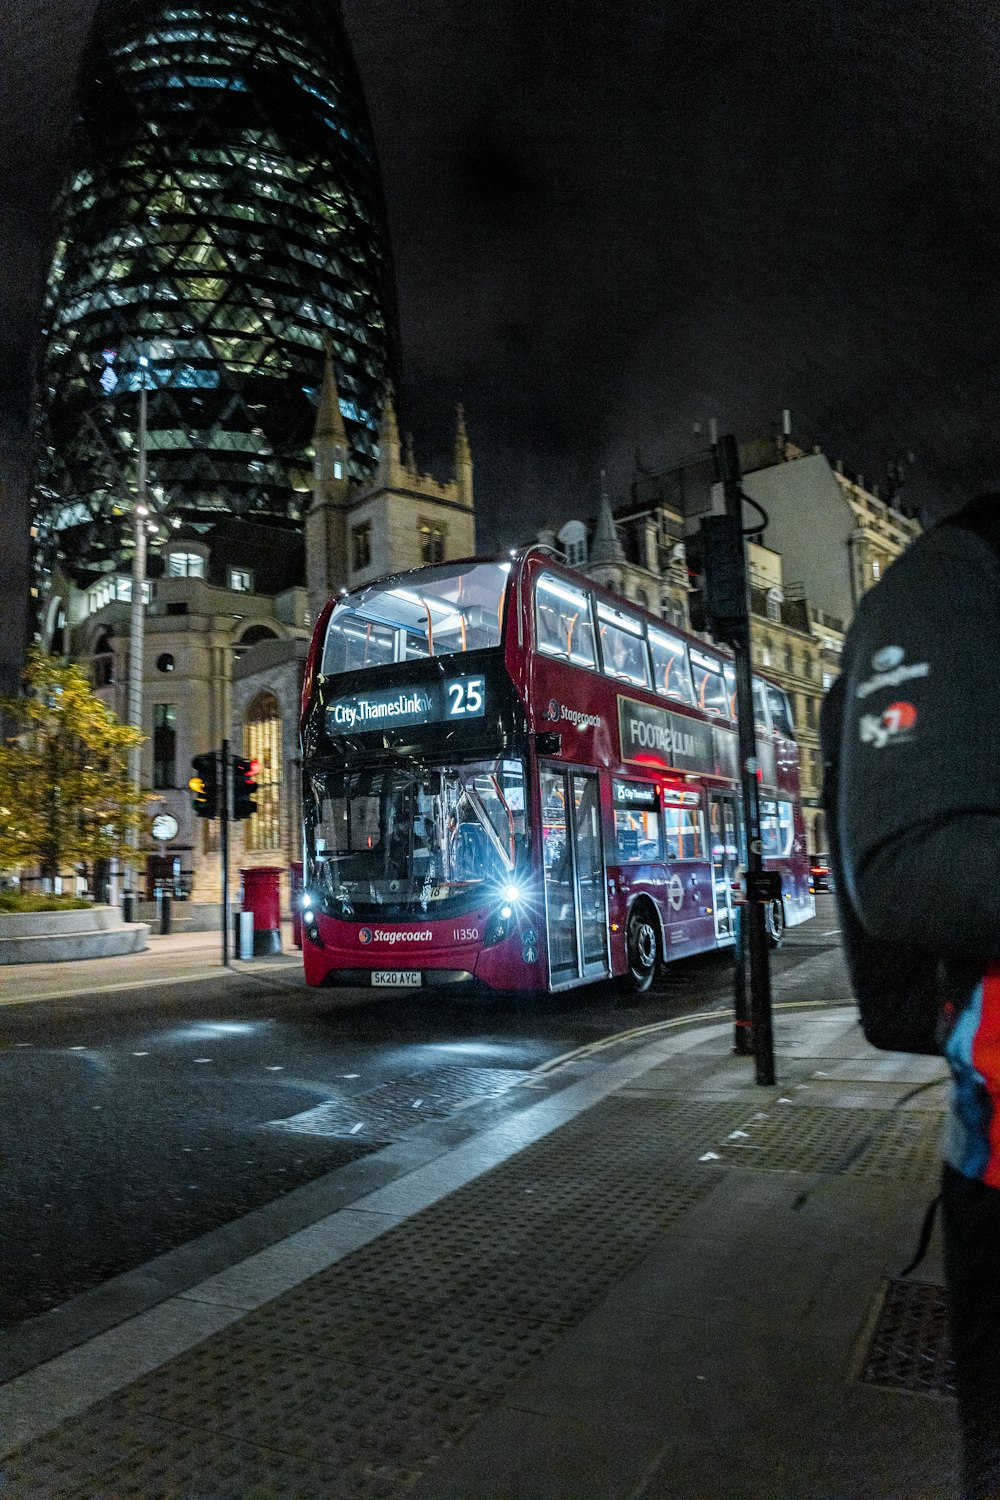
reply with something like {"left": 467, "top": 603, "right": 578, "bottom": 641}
{"left": 244, "top": 691, "right": 282, "bottom": 852}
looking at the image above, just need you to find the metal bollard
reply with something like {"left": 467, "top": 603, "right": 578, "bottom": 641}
{"left": 233, "top": 909, "right": 255, "bottom": 960}
{"left": 122, "top": 891, "right": 136, "bottom": 924}
{"left": 160, "top": 892, "right": 172, "bottom": 935}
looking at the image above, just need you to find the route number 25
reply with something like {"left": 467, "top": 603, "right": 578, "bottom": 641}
{"left": 446, "top": 677, "right": 485, "bottom": 718}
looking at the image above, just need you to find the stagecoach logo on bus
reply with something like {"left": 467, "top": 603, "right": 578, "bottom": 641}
{"left": 543, "top": 698, "right": 602, "bottom": 731}
{"left": 358, "top": 927, "right": 434, "bottom": 945}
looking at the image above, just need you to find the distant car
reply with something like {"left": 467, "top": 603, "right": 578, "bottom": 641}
{"left": 809, "top": 854, "right": 834, "bottom": 893}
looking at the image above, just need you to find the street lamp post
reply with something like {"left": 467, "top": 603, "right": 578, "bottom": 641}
{"left": 123, "top": 368, "right": 149, "bottom": 917}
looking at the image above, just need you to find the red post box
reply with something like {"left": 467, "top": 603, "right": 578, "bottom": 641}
{"left": 289, "top": 860, "right": 304, "bottom": 950}
{"left": 239, "top": 865, "right": 284, "bottom": 955}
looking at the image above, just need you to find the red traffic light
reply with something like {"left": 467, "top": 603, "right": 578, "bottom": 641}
{"left": 231, "top": 754, "right": 259, "bottom": 820}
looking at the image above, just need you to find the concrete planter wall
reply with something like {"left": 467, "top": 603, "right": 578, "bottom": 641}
{"left": 0, "top": 905, "right": 149, "bottom": 965}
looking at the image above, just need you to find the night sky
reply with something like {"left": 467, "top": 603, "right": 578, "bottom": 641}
{"left": 3, "top": 0, "right": 999, "bottom": 684}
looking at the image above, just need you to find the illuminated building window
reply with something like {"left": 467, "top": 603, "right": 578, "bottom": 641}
{"left": 153, "top": 703, "right": 177, "bottom": 788}
{"left": 351, "top": 521, "right": 372, "bottom": 572}
{"left": 229, "top": 567, "right": 253, "bottom": 591}
{"left": 168, "top": 551, "right": 206, "bottom": 578}
{"left": 244, "top": 691, "right": 281, "bottom": 852}
{"left": 420, "top": 520, "right": 446, "bottom": 565}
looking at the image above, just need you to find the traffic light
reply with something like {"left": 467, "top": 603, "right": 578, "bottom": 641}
{"left": 189, "top": 751, "right": 219, "bottom": 819}
{"left": 685, "top": 514, "right": 748, "bottom": 644}
{"left": 232, "top": 756, "right": 259, "bottom": 821}
{"left": 685, "top": 526, "right": 710, "bottom": 636}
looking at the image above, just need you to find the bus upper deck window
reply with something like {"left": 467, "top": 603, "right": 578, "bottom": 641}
{"left": 752, "top": 677, "right": 770, "bottom": 733}
{"left": 649, "top": 627, "right": 695, "bottom": 705}
{"left": 723, "top": 663, "right": 737, "bottom": 720}
{"left": 596, "top": 602, "right": 650, "bottom": 688}
{"left": 535, "top": 574, "right": 597, "bottom": 668}
{"left": 690, "top": 647, "right": 727, "bottom": 715}
{"left": 323, "top": 613, "right": 395, "bottom": 675}
{"left": 765, "top": 682, "right": 796, "bottom": 739}
{"left": 322, "top": 561, "right": 511, "bottom": 674}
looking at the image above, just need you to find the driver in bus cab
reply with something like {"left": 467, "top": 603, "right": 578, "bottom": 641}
{"left": 449, "top": 800, "right": 495, "bottom": 883}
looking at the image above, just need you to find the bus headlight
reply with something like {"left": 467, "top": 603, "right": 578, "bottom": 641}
{"left": 503, "top": 884, "right": 521, "bottom": 904}
{"left": 484, "top": 907, "right": 512, "bottom": 946}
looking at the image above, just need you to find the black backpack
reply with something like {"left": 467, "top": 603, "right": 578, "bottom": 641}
{"left": 819, "top": 675, "right": 943, "bottom": 1054}
{"left": 819, "top": 497, "right": 1000, "bottom": 1054}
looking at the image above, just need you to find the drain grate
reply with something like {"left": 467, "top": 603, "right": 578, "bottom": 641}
{"left": 860, "top": 1279, "right": 955, "bottom": 1397}
{"left": 270, "top": 1066, "right": 530, "bottom": 1142}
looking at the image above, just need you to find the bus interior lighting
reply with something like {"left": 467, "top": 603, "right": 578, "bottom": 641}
{"left": 537, "top": 577, "right": 590, "bottom": 608}
{"left": 596, "top": 603, "right": 644, "bottom": 635}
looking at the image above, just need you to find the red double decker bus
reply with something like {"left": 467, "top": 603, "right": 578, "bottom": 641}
{"left": 299, "top": 550, "right": 814, "bottom": 994}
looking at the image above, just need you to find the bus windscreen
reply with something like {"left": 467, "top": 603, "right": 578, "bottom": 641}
{"left": 305, "top": 757, "right": 527, "bottom": 919}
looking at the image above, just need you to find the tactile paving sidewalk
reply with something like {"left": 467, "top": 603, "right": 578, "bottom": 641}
{"left": 1, "top": 1080, "right": 945, "bottom": 1498}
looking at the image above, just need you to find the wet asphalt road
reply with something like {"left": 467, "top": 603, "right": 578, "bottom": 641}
{"left": 0, "top": 900, "right": 846, "bottom": 1329}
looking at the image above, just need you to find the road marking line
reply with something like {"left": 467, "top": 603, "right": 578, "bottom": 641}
{"left": 0, "top": 968, "right": 240, "bottom": 1007}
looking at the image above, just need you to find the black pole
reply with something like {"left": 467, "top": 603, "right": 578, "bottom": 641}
{"left": 733, "top": 902, "right": 752, "bottom": 1055}
{"left": 717, "top": 435, "right": 776, "bottom": 1085}
{"left": 221, "top": 738, "right": 230, "bottom": 967}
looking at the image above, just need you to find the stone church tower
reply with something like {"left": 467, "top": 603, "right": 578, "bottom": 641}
{"left": 305, "top": 341, "right": 353, "bottom": 620}
{"left": 306, "top": 345, "right": 477, "bottom": 622}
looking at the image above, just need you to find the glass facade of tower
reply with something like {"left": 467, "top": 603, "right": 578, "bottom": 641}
{"left": 33, "top": 0, "right": 398, "bottom": 583}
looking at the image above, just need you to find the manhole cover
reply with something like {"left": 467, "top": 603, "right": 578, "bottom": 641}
{"left": 270, "top": 1066, "right": 529, "bottom": 1142}
{"left": 860, "top": 1279, "right": 955, "bottom": 1398}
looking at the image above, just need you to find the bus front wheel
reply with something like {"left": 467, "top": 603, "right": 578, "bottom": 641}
{"left": 766, "top": 898, "right": 785, "bottom": 949}
{"left": 625, "top": 904, "right": 659, "bottom": 993}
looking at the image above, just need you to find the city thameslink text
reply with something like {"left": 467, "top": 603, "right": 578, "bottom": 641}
{"left": 330, "top": 691, "right": 431, "bottom": 729}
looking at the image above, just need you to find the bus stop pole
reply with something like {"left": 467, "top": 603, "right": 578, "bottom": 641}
{"left": 718, "top": 435, "right": 776, "bottom": 1086}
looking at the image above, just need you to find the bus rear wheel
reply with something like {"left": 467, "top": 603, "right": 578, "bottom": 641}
{"left": 625, "top": 903, "right": 659, "bottom": 993}
{"left": 766, "top": 898, "right": 785, "bottom": 949}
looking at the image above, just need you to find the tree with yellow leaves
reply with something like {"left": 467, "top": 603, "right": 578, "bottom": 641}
{"left": 0, "top": 649, "right": 149, "bottom": 880}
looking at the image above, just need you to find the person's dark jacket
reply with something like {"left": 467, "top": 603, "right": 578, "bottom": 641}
{"left": 836, "top": 498, "right": 1000, "bottom": 1181}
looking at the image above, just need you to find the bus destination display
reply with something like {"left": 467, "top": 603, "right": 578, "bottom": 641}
{"left": 326, "top": 675, "right": 486, "bottom": 735}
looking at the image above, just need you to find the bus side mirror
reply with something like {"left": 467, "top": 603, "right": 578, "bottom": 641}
{"left": 535, "top": 732, "right": 562, "bottom": 756}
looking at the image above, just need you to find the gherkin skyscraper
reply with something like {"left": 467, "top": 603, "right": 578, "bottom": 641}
{"left": 32, "top": 0, "right": 398, "bottom": 584}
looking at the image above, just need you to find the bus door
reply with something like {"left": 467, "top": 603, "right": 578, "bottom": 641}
{"left": 540, "top": 767, "right": 609, "bottom": 985}
{"left": 708, "top": 792, "right": 739, "bottom": 941}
